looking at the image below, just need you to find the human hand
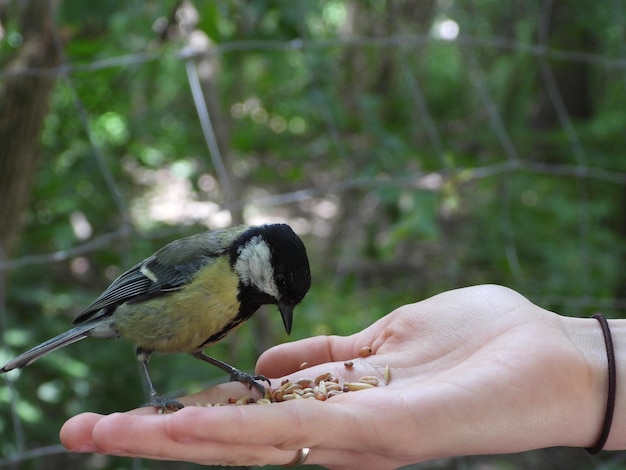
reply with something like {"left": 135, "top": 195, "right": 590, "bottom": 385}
{"left": 60, "top": 285, "right": 615, "bottom": 469}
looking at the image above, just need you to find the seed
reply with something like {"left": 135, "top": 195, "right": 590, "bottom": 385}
{"left": 343, "top": 382, "right": 376, "bottom": 392}
{"left": 301, "top": 392, "right": 316, "bottom": 399}
{"left": 236, "top": 396, "right": 256, "bottom": 405}
{"left": 315, "top": 372, "right": 333, "bottom": 385}
{"left": 299, "top": 361, "right": 310, "bottom": 370}
{"left": 344, "top": 360, "right": 354, "bottom": 368}
{"left": 327, "top": 390, "right": 343, "bottom": 398}
{"left": 296, "top": 378, "right": 313, "bottom": 387}
{"left": 282, "top": 393, "right": 301, "bottom": 401}
{"left": 277, "top": 381, "right": 295, "bottom": 392}
{"left": 358, "top": 346, "right": 372, "bottom": 357}
{"left": 315, "top": 392, "right": 327, "bottom": 401}
{"left": 325, "top": 382, "right": 342, "bottom": 392}
{"left": 283, "top": 383, "right": 304, "bottom": 394}
{"left": 384, "top": 364, "right": 391, "bottom": 385}
{"left": 228, "top": 397, "right": 238, "bottom": 404}
{"left": 256, "top": 398, "right": 272, "bottom": 405}
{"left": 315, "top": 372, "right": 333, "bottom": 384}
{"left": 274, "top": 382, "right": 303, "bottom": 401}
{"left": 315, "top": 372, "right": 332, "bottom": 384}
{"left": 359, "top": 376, "right": 379, "bottom": 386}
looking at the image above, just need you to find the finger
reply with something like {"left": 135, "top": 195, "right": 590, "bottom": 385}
{"left": 63, "top": 411, "right": 414, "bottom": 468}
{"left": 166, "top": 400, "right": 329, "bottom": 448}
{"left": 80, "top": 411, "right": 408, "bottom": 468}
{"left": 60, "top": 413, "right": 106, "bottom": 452}
{"left": 89, "top": 412, "right": 306, "bottom": 466}
{"left": 256, "top": 323, "right": 389, "bottom": 377}
{"left": 256, "top": 336, "right": 347, "bottom": 377}
{"left": 165, "top": 392, "right": 388, "bottom": 451}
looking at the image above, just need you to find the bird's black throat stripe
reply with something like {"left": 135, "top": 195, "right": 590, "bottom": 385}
{"left": 196, "top": 283, "right": 272, "bottom": 349}
{"left": 196, "top": 314, "right": 247, "bottom": 348}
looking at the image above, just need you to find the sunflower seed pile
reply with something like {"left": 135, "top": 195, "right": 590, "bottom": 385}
{"left": 198, "top": 346, "right": 389, "bottom": 407}
{"left": 203, "top": 373, "right": 380, "bottom": 407}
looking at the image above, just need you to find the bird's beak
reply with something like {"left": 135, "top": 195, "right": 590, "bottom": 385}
{"left": 278, "top": 301, "right": 294, "bottom": 335}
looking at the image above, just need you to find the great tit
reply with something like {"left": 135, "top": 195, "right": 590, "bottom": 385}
{"left": 0, "top": 223, "right": 311, "bottom": 411}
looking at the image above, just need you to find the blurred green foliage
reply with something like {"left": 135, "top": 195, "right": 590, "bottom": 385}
{"left": 2, "top": 1, "right": 626, "bottom": 469}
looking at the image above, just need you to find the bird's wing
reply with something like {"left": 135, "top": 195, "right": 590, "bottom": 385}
{"left": 72, "top": 253, "right": 213, "bottom": 325}
{"left": 72, "top": 228, "right": 248, "bottom": 325}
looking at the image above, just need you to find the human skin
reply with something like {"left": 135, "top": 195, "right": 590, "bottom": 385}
{"left": 60, "top": 285, "right": 625, "bottom": 469}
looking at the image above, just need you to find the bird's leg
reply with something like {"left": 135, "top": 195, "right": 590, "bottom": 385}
{"left": 136, "top": 348, "right": 184, "bottom": 412}
{"left": 191, "top": 351, "right": 271, "bottom": 395}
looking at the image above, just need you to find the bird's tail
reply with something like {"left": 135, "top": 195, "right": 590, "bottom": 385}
{"left": 1, "top": 322, "right": 97, "bottom": 372}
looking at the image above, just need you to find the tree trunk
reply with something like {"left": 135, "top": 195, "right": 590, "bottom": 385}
{"left": 531, "top": 0, "right": 595, "bottom": 133}
{"left": 0, "top": 0, "right": 60, "bottom": 257}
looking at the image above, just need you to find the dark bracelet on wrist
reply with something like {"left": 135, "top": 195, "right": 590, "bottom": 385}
{"left": 586, "top": 313, "right": 616, "bottom": 454}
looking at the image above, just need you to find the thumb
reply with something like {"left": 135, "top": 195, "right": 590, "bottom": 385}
{"left": 256, "top": 334, "right": 362, "bottom": 377}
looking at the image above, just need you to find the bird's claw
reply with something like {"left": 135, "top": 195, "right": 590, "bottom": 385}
{"left": 230, "top": 370, "right": 271, "bottom": 394}
{"left": 146, "top": 396, "right": 184, "bottom": 413}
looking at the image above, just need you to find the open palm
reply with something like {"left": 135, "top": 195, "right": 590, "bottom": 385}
{"left": 61, "top": 285, "right": 609, "bottom": 469}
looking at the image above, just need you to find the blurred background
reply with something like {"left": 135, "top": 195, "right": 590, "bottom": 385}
{"left": 1, "top": 0, "right": 626, "bottom": 469}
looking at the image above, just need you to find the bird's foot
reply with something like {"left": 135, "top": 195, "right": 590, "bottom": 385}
{"left": 189, "top": 352, "right": 271, "bottom": 396}
{"left": 229, "top": 370, "right": 271, "bottom": 395}
{"left": 146, "top": 395, "right": 184, "bottom": 414}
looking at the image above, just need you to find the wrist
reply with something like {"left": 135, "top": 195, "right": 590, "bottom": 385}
{"left": 560, "top": 315, "right": 623, "bottom": 450}
{"left": 598, "top": 319, "right": 625, "bottom": 450}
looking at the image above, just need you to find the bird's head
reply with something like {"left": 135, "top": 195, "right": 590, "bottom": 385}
{"left": 232, "top": 224, "right": 311, "bottom": 334}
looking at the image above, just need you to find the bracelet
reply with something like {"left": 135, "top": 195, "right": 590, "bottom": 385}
{"left": 586, "top": 313, "right": 616, "bottom": 454}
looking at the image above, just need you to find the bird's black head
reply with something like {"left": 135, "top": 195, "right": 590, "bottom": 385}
{"left": 232, "top": 224, "right": 311, "bottom": 334}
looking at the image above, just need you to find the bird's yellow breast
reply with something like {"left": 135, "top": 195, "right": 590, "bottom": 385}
{"left": 112, "top": 256, "right": 241, "bottom": 353}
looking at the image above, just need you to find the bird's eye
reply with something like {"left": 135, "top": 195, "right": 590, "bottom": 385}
{"left": 276, "top": 274, "right": 287, "bottom": 288}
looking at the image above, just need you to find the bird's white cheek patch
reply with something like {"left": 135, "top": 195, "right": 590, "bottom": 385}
{"left": 235, "top": 236, "right": 279, "bottom": 299}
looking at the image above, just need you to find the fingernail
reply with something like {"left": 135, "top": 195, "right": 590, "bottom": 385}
{"left": 68, "top": 444, "right": 96, "bottom": 453}
{"left": 105, "top": 449, "right": 127, "bottom": 456}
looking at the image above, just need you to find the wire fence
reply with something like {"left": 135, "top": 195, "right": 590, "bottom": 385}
{"left": 2, "top": 1, "right": 626, "bottom": 469}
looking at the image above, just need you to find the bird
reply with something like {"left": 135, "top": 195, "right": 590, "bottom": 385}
{"left": 0, "top": 223, "right": 311, "bottom": 411}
